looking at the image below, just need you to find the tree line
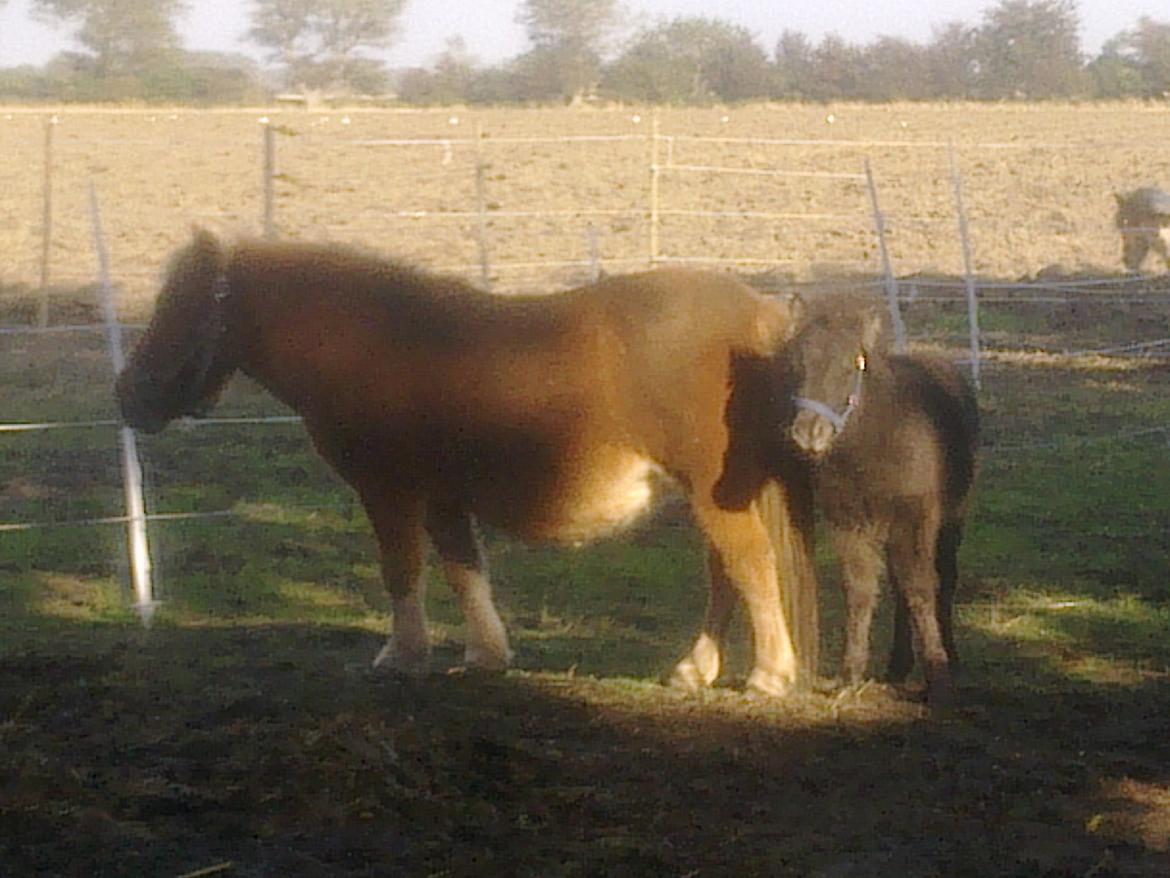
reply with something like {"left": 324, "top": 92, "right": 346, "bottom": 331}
{"left": 2, "top": 0, "right": 1170, "bottom": 104}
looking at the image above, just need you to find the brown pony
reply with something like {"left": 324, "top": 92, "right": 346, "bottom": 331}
{"left": 117, "top": 231, "right": 815, "bottom": 696}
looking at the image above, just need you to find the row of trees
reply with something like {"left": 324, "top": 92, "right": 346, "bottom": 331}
{"left": 3, "top": 0, "right": 1170, "bottom": 104}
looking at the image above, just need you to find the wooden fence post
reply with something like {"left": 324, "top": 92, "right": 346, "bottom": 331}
{"left": 39, "top": 117, "right": 55, "bottom": 328}
{"left": 262, "top": 121, "right": 276, "bottom": 239}
{"left": 587, "top": 224, "right": 601, "bottom": 282}
{"left": 648, "top": 110, "right": 661, "bottom": 266}
{"left": 474, "top": 123, "right": 492, "bottom": 291}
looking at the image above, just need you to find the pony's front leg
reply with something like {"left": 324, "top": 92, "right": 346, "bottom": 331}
{"left": 427, "top": 505, "right": 512, "bottom": 672}
{"left": 671, "top": 546, "right": 736, "bottom": 691}
{"left": 364, "top": 493, "right": 431, "bottom": 674}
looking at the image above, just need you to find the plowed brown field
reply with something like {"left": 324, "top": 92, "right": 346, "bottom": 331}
{"left": 3, "top": 102, "right": 1170, "bottom": 318}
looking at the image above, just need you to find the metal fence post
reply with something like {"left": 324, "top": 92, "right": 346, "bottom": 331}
{"left": 89, "top": 183, "right": 156, "bottom": 625}
{"left": 864, "top": 159, "right": 906, "bottom": 353}
{"left": 949, "top": 144, "right": 983, "bottom": 390}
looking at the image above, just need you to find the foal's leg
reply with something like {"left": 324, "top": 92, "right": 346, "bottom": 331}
{"left": 681, "top": 501, "right": 798, "bottom": 697}
{"left": 669, "top": 546, "right": 737, "bottom": 691}
{"left": 886, "top": 592, "right": 915, "bottom": 684}
{"left": 426, "top": 504, "right": 512, "bottom": 672}
{"left": 362, "top": 491, "right": 431, "bottom": 673}
{"left": 887, "top": 514, "right": 953, "bottom": 705}
{"left": 934, "top": 520, "right": 964, "bottom": 677}
{"left": 829, "top": 528, "right": 884, "bottom": 688}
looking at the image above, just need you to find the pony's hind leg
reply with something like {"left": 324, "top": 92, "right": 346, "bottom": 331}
{"left": 670, "top": 545, "right": 737, "bottom": 691}
{"left": 829, "top": 528, "right": 884, "bottom": 688}
{"left": 427, "top": 503, "right": 512, "bottom": 672}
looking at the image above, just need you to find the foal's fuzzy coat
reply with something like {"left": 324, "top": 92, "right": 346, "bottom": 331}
{"left": 787, "top": 297, "right": 979, "bottom": 705}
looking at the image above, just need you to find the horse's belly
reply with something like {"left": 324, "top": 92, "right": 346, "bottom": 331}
{"left": 500, "top": 450, "right": 666, "bottom": 545}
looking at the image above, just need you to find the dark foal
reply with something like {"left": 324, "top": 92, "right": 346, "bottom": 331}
{"left": 786, "top": 296, "right": 979, "bottom": 705}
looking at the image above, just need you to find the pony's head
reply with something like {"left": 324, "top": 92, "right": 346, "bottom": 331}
{"left": 786, "top": 295, "right": 884, "bottom": 458}
{"left": 116, "top": 229, "right": 240, "bottom": 433}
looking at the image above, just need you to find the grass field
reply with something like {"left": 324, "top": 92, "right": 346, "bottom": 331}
{"left": 2, "top": 103, "right": 1170, "bottom": 876}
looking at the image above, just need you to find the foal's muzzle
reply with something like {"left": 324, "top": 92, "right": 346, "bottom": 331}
{"left": 790, "top": 353, "right": 867, "bottom": 457}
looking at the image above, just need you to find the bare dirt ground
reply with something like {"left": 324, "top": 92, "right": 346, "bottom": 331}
{"left": 3, "top": 623, "right": 1170, "bottom": 878}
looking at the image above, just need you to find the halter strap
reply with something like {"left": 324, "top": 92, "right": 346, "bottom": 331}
{"left": 792, "top": 353, "right": 867, "bottom": 435}
{"left": 183, "top": 272, "right": 232, "bottom": 404}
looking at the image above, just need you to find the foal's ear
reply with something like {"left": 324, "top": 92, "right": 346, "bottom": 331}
{"left": 747, "top": 292, "right": 803, "bottom": 353}
{"left": 767, "top": 292, "right": 804, "bottom": 344}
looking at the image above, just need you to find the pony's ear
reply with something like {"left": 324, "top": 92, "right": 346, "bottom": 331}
{"left": 1114, "top": 192, "right": 1126, "bottom": 207}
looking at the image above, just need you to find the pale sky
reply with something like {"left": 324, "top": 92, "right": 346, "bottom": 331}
{"left": 1, "top": 1, "right": 1166, "bottom": 70}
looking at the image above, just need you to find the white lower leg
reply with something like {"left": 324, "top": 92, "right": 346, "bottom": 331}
{"left": 670, "top": 632, "right": 722, "bottom": 691}
{"left": 373, "top": 592, "right": 430, "bottom": 672}
{"left": 444, "top": 562, "right": 512, "bottom": 670}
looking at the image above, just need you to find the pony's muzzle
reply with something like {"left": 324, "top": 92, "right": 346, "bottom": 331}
{"left": 115, "top": 370, "right": 170, "bottom": 434}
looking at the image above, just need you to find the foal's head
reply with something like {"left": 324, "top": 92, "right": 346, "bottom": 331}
{"left": 116, "top": 230, "right": 240, "bottom": 433}
{"left": 786, "top": 295, "right": 884, "bottom": 458}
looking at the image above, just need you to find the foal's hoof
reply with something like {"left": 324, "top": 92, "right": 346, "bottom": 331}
{"left": 745, "top": 667, "right": 796, "bottom": 698}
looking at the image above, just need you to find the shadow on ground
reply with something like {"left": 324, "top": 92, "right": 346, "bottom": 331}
{"left": 2, "top": 620, "right": 1168, "bottom": 878}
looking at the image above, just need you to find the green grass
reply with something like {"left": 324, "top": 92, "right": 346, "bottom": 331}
{"left": 3, "top": 288, "right": 1169, "bottom": 685}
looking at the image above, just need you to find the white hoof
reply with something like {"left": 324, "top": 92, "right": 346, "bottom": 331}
{"left": 745, "top": 667, "right": 796, "bottom": 698}
{"left": 463, "top": 641, "right": 513, "bottom": 672}
{"left": 372, "top": 640, "right": 429, "bottom": 675}
{"left": 669, "top": 657, "right": 711, "bottom": 693}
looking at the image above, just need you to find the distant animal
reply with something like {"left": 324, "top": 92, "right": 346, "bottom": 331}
{"left": 785, "top": 295, "right": 979, "bottom": 705}
{"left": 116, "top": 231, "right": 817, "bottom": 696}
{"left": 1114, "top": 187, "right": 1170, "bottom": 272}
